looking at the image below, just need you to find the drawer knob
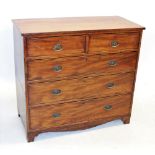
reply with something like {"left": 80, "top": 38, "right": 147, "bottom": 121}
{"left": 108, "top": 60, "right": 118, "bottom": 66}
{"left": 51, "top": 89, "right": 61, "bottom": 95}
{"left": 104, "top": 105, "right": 112, "bottom": 111}
{"left": 52, "top": 65, "right": 62, "bottom": 72}
{"left": 53, "top": 43, "right": 63, "bottom": 51}
{"left": 111, "top": 40, "right": 119, "bottom": 47}
{"left": 106, "top": 82, "right": 115, "bottom": 88}
{"left": 52, "top": 113, "right": 61, "bottom": 118}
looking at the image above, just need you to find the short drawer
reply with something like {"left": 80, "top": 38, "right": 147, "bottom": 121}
{"left": 27, "top": 35, "right": 85, "bottom": 58}
{"left": 89, "top": 33, "right": 140, "bottom": 53}
{"left": 27, "top": 52, "right": 137, "bottom": 81}
{"left": 28, "top": 73, "right": 135, "bottom": 106}
{"left": 29, "top": 94, "right": 131, "bottom": 130}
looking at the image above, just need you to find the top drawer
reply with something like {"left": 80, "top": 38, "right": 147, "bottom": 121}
{"left": 89, "top": 33, "right": 140, "bottom": 53}
{"left": 27, "top": 36, "right": 85, "bottom": 58}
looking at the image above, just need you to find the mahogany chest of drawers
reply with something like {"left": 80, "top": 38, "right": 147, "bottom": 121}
{"left": 13, "top": 16, "right": 145, "bottom": 142}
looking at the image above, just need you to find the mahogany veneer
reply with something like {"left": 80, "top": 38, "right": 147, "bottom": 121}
{"left": 13, "top": 16, "right": 145, "bottom": 142}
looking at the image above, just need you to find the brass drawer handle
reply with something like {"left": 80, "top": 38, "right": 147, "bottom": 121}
{"left": 106, "top": 82, "right": 115, "bottom": 88}
{"left": 111, "top": 40, "right": 119, "bottom": 47}
{"left": 52, "top": 65, "right": 62, "bottom": 72}
{"left": 104, "top": 105, "right": 112, "bottom": 111}
{"left": 51, "top": 89, "right": 61, "bottom": 95}
{"left": 108, "top": 60, "right": 118, "bottom": 66}
{"left": 53, "top": 43, "right": 63, "bottom": 51}
{"left": 52, "top": 113, "right": 61, "bottom": 118}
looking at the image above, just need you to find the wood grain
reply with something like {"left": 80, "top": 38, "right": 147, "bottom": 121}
{"left": 29, "top": 94, "right": 131, "bottom": 131}
{"left": 89, "top": 33, "right": 140, "bottom": 53}
{"left": 27, "top": 114, "right": 130, "bottom": 142}
{"left": 27, "top": 52, "right": 137, "bottom": 82}
{"left": 28, "top": 73, "right": 135, "bottom": 106}
{"left": 27, "top": 35, "right": 85, "bottom": 57}
{"left": 12, "top": 16, "right": 144, "bottom": 35}
{"left": 13, "top": 16, "right": 145, "bottom": 142}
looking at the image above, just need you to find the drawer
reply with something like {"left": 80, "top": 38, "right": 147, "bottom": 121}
{"left": 29, "top": 94, "right": 131, "bottom": 130}
{"left": 27, "top": 36, "right": 85, "bottom": 58}
{"left": 89, "top": 33, "right": 140, "bottom": 53}
{"left": 28, "top": 73, "right": 135, "bottom": 106}
{"left": 27, "top": 52, "right": 137, "bottom": 81}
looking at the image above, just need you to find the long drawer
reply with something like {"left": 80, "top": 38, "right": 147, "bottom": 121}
{"left": 28, "top": 73, "right": 135, "bottom": 106}
{"left": 27, "top": 52, "right": 137, "bottom": 81}
{"left": 29, "top": 94, "right": 131, "bottom": 130}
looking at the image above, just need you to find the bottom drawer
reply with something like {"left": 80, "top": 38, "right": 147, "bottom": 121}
{"left": 29, "top": 94, "right": 132, "bottom": 131}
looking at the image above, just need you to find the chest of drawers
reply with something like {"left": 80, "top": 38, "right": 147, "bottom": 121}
{"left": 13, "top": 16, "right": 145, "bottom": 142}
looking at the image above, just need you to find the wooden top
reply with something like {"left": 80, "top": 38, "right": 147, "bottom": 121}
{"left": 12, "top": 16, "right": 145, "bottom": 35}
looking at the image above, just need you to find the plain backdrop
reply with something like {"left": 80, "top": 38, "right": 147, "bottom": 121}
{"left": 0, "top": 0, "right": 155, "bottom": 154}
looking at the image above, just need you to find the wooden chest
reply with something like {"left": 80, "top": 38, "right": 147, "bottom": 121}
{"left": 13, "top": 16, "right": 145, "bottom": 142}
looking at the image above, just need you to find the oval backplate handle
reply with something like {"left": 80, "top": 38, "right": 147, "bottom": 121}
{"left": 111, "top": 40, "right": 119, "bottom": 48}
{"left": 104, "top": 105, "right": 112, "bottom": 111}
{"left": 51, "top": 89, "right": 61, "bottom": 95}
{"left": 108, "top": 60, "right": 118, "bottom": 66}
{"left": 52, "top": 65, "right": 62, "bottom": 72}
{"left": 53, "top": 43, "right": 63, "bottom": 51}
{"left": 52, "top": 113, "right": 61, "bottom": 118}
{"left": 106, "top": 82, "right": 115, "bottom": 88}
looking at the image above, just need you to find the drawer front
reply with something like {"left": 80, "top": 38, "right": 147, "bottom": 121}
{"left": 89, "top": 33, "right": 140, "bottom": 53}
{"left": 29, "top": 94, "right": 131, "bottom": 130}
{"left": 27, "top": 52, "right": 137, "bottom": 81}
{"left": 27, "top": 36, "right": 85, "bottom": 57}
{"left": 28, "top": 73, "right": 134, "bottom": 106}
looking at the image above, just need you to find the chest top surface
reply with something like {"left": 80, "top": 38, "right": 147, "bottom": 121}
{"left": 12, "top": 16, "right": 144, "bottom": 35}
